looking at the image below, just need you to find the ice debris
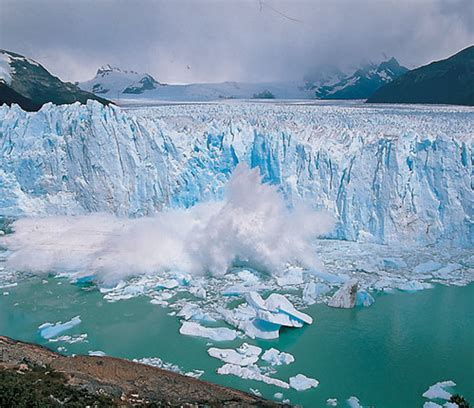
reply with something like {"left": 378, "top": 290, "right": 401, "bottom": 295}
{"left": 208, "top": 343, "right": 262, "bottom": 366}
{"left": 328, "top": 279, "right": 358, "bottom": 308}
{"left": 326, "top": 398, "right": 338, "bottom": 406}
{"left": 217, "top": 363, "right": 289, "bottom": 389}
{"left": 38, "top": 316, "right": 81, "bottom": 339}
{"left": 289, "top": 374, "right": 319, "bottom": 391}
{"left": 261, "top": 348, "right": 295, "bottom": 366}
{"left": 422, "top": 380, "right": 456, "bottom": 400}
{"left": 179, "top": 321, "right": 237, "bottom": 342}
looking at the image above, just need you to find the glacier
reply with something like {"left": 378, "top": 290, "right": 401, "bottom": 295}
{"left": 0, "top": 101, "right": 472, "bottom": 246}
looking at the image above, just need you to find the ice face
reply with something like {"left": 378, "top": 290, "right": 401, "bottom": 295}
{"left": 0, "top": 101, "right": 472, "bottom": 247}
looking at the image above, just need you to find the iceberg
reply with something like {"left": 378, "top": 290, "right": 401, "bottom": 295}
{"left": 38, "top": 315, "right": 81, "bottom": 339}
{"left": 422, "top": 380, "right": 456, "bottom": 400}
{"left": 326, "top": 398, "right": 338, "bottom": 406}
{"left": 88, "top": 350, "right": 106, "bottom": 356}
{"left": 208, "top": 343, "right": 262, "bottom": 366}
{"left": 179, "top": 321, "right": 237, "bottom": 342}
{"left": 303, "top": 282, "right": 331, "bottom": 304}
{"left": 328, "top": 279, "right": 358, "bottom": 308}
{"left": 177, "top": 304, "right": 215, "bottom": 323}
{"left": 261, "top": 348, "right": 295, "bottom": 366}
{"left": 289, "top": 374, "right": 319, "bottom": 391}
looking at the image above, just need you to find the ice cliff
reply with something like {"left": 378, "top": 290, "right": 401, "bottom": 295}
{"left": 0, "top": 101, "right": 472, "bottom": 246}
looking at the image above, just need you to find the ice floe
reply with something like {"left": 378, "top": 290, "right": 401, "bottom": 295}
{"left": 326, "top": 398, "right": 338, "bottom": 406}
{"left": 289, "top": 374, "right": 319, "bottom": 391}
{"left": 38, "top": 316, "right": 82, "bottom": 339}
{"left": 347, "top": 396, "right": 362, "bottom": 408}
{"left": 88, "top": 350, "right": 106, "bottom": 356}
{"left": 179, "top": 321, "right": 237, "bottom": 341}
{"left": 208, "top": 343, "right": 262, "bottom": 366}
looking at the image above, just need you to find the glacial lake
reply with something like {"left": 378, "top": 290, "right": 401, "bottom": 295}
{"left": 0, "top": 278, "right": 472, "bottom": 407}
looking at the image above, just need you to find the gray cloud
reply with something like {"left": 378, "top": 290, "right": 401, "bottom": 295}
{"left": 0, "top": 0, "right": 473, "bottom": 83}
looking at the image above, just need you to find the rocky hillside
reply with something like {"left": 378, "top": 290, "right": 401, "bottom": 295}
{"left": 0, "top": 335, "right": 284, "bottom": 407}
{"left": 367, "top": 45, "right": 474, "bottom": 106}
{"left": 0, "top": 49, "right": 110, "bottom": 111}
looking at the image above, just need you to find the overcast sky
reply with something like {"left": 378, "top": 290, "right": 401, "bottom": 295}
{"left": 0, "top": 0, "right": 473, "bottom": 84}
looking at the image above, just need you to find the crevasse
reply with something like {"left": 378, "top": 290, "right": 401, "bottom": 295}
{"left": 0, "top": 100, "right": 472, "bottom": 246}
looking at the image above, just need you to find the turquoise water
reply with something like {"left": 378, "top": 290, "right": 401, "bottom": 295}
{"left": 0, "top": 278, "right": 472, "bottom": 407}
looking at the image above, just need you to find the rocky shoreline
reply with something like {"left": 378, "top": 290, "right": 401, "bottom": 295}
{"left": 0, "top": 336, "right": 287, "bottom": 407}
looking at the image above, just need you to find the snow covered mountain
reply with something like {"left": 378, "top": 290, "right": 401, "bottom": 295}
{"left": 0, "top": 101, "right": 471, "bottom": 247}
{"left": 0, "top": 49, "right": 110, "bottom": 111}
{"left": 80, "top": 66, "right": 312, "bottom": 101}
{"left": 316, "top": 58, "right": 408, "bottom": 100}
{"left": 80, "top": 65, "right": 163, "bottom": 95}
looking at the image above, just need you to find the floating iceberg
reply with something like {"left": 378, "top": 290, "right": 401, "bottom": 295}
{"left": 177, "top": 304, "right": 215, "bottom": 323}
{"left": 261, "top": 348, "right": 295, "bottom": 366}
{"left": 38, "top": 316, "right": 81, "bottom": 339}
{"left": 217, "top": 363, "right": 289, "bottom": 389}
{"left": 328, "top": 279, "right": 358, "bottom": 308}
{"left": 422, "top": 380, "right": 456, "bottom": 400}
{"left": 208, "top": 343, "right": 262, "bottom": 366}
{"left": 179, "top": 321, "right": 237, "bottom": 342}
{"left": 326, "top": 398, "right": 338, "bottom": 406}
{"left": 289, "top": 374, "right": 319, "bottom": 391}
{"left": 303, "top": 282, "right": 331, "bottom": 304}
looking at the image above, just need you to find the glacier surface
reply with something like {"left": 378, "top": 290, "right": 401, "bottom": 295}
{"left": 0, "top": 101, "right": 472, "bottom": 246}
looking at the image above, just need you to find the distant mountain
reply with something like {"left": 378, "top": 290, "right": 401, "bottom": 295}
{"left": 0, "top": 49, "right": 110, "bottom": 111}
{"left": 81, "top": 67, "right": 314, "bottom": 101}
{"left": 80, "top": 65, "right": 163, "bottom": 96}
{"left": 316, "top": 58, "right": 408, "bottom": 100}
{"left": 367, "top": 46, "right": 474, "bottom": 106}
{"left": 303, "top": 65, "right": 347, "bottom": 90}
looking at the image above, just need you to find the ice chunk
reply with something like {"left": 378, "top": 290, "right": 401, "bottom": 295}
{"left": 217, "top": 363, "right": 289, "bottom": 389}
{"left": 422, "top": 380, "right": 456, "bottom": 400}
{"left": 177, "top": 304, "right": 215, "bottom": 322}
{"left": 383, "top": 258, "right": 407, "bottom": 269}
{"left": 261, "top": 348, "right": 294, "bottom": 366}
{"left": 88, "top": 350, "right": 106, "bottom": 356}
{"left": 423, "top": 403, "right": 442, "bottom": 408}
{"left": 355, "top": 290, "right": 375, "bottom": 307}
{"left": 289, "top": 374, "right": 319, "bottom": 391}
{"left": 208, "top": 343, "right": 262, "bottom": 366}
{"left": 414, "top": 261, "right": 443, "bottom": 274}
{"left": 264, "top": 293, "right": 313, "bottom": 325}
{"left": 303, "top": 282, "right": 330, "bottom": 304}
{"left": 156, "top": 279, "right": 180, "bottom": 289}
{"left": 434, "top": 264, "right": 462, "bottom": 279}
{"left": 38, "top": 316, "right": 81, "bottom": 339}
{"left": 328, "top": 279, "right": 358, "bottom": 308}
{"left": 179, "top": 321, "right": 237, "bottom": 342}
{"left": 347, "top": 396, "right": 361, "bottom": 408}
{"left": 274, "top": 392, "right": 284, "bottom": 400}
{"left": 398, "top": 280, "right": 432, "bottom": 292}
{"left": 326, "top": 398, "right": 338, "bottom": 406}
{"left": 276, "top": 267, "right": 304, "bottom": 286}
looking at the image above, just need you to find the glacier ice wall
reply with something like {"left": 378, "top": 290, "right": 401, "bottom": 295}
{"left": 0, "top": 101, "right": 472, "bottom": 246}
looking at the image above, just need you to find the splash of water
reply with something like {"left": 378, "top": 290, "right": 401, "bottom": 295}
{"left": 3, "top": 164, "right": 334, "bottom": 284}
